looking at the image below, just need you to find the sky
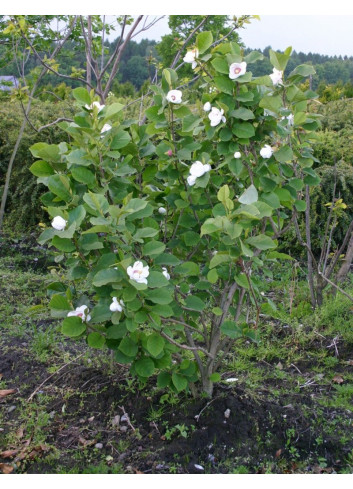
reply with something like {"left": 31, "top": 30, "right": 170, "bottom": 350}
{"left": 4, "top": 2, "right": 353, "bottom": 57}
{"left": 123, "top": 15, "right": 353, "bottom": 58}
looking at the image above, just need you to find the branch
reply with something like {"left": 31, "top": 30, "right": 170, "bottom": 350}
{"left": 170, "top": 16, "right": 209, "bottom": 69}
{"left": 159, "top": 331, "right": 214, "bottom": 359}
{"left": 103, "top": 15, "right": 144, "bottom": 99}
{"left": 18, "top": 17, "right": 94, "bottom": 90}
{"left": 37, "top": 117, "right": 73, "bottom": 132}
{"left": 318, "top": 271, "right": 353, "bottom": 303}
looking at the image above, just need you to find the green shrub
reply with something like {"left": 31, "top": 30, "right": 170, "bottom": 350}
{"left": 0, "top": 99, "right": 73, "bottom": 233}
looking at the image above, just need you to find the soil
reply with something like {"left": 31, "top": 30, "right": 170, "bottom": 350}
{"left": 1, "top": 236, "right": 353, "bottom": 474}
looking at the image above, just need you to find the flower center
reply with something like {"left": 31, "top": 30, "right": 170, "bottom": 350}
{"left": 234, "top": 67, "right": 241, "bottom": 74}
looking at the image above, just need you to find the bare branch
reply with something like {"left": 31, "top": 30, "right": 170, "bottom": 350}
{"left": 37, "top": 117, "right": 73, "bottom": 132}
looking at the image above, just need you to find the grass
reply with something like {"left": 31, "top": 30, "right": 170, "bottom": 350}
{"left": 1, "top": 237, "right": 353, "bottom": 473}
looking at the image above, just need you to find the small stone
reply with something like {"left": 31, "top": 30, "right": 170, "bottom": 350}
{"left": 7, "top": 405, "right": 16, "bottom": 413}
{"left": 49, "top": 411, "right": 56, "bottom": 418}
{"left": 120, "top": 413, "right": 129, "bottom": 422}
{"left": 224, "top": 408, "right": 231, "bottom": 419}
{"left": 118, "top": 453, "right": 128, "bottom": 462}
{"left": 88, "top": 416, "right": 95, "bottom": 422}
{"left": 225, "top": 377, "right": 238, "bottom": 383}
{"left": 95, "top": 443, "right": 103, "bottom": 449}
{"left": 194, "top": 464, "right": 204, "bottom": 471}
{"left": 112, "top": 415, "right": 120, "bottom": 427}
{"left": 156, "top": 464, "right": 165, "bottom": 470}
{"left": 120, "top": 425, "right": 128, "bottom": 432}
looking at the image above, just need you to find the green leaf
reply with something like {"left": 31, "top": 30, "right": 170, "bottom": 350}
{"left": 155, "top": 253, "right": 181, "bottom": 266}
{"left": 303, "top": 174, "right": 320, "bottom": 186}
{"left": 210, "top": 252, "right": 231, "bottom": 269}
{"left": 142, "top": 240, "right": 166, "bottom": 257}
{"left": 79, "top": 233, "right": 103, "bottom": 251}
{"left": 151, "top": 304, "right": 174, "bottom": 318}
{"left": 87, "top": 332, "right": 105, "bottom": 349}
{"left": 214, "top": 76, "right": 234, "bottom": 95}
{"left": 246, "top": 234, "right": 276, "bottom": 250}
{"left": 185, "top": 295, "right": 206, "bottom": 312}
{"left": 124, "top": 198, "right": 148, "bottom": 214}
{"left": 269, "top": 47, "right": 292, "bottom": 72}
{"left": 244, "top": 50, "right": 264, "bottom": 64}
{"left": 145, "top": 288, "right": 173, "bottom": 305}
{"left": 207, "top": 269, "right": 218, "bottom": 284}
{"left": 289, "top": 64, "right": 316, "bottom": 78}
{"left": 48, "top": 174, "right": 72, "bottom": 202}
{"left": 110, "top": 129, "right": 131, "bottom": 149}
{"left": 274, "top": 145, "right": 293, "bottom": 163}
{"left": 119, "top": 337, "right": 138, "bottom": 357}
{"left": 135, "top": 357, "right": 155, "bottom": 378}
{"left": 92, "top": 268, "right": 122, "bottom": 287}
{"left": 73, "top": 87, "right": 91, "bottom": 106}
{"left": 294, "top": 200, "right": 306, "bottom": 212}
{"left": 232, "top": 122, "right": 255, "bottom": 139}
{"left": 230, "top": 108, "right": 255, "bottom": 120}
{"left": 235, "top": 272, "right": 250, "bottom": 289}
{"left": 174, "top": 261, "right": 200, "bottom": 276}
{"left": 71, "top": 166, "right": 95, "bottom": 185}
{"left": 172, "top": 373, "right": 188, "bottom": 392}
{"left": 211, "top": 57, "right": 229, "bottom": 74}
{"left": 157, "top": 372, "right": 171, "bottom": 388}
{"left": 68, "top": 205, "right": 86, "bottom": 228}
{"left": 83, "top": 192, "right": 109, "bottom": 216}
{"left": 133, "top": 227, "right": 159, "bottom": 241}
{"left": 267, "top": 251, "right": 294, "bottom": 260}
{"left": 196, "top": 31, "right": 213, "bottom": 54}
{"left": 147, "top": 334, "right": 165, "bottom": 357}
{"left": 49, "top": 294, "right": 71, "bottom": 311}
{"left": 29, "top": 160, "right": 54, "bottom": 177}
{"left": 183, "top": 231, "right": 200, "bottom": 246}
{"left": 51, "top": 236, "right": 76, "bottom": 252}
{"left": 221, "top": 320, "right": 242, "bottom": 339}
{"left": 209, "top": 373, "right": 221, "bottom": 382}
{"left": 259, "top": 94, "right": 282, "bottom": 113}
{"left": 61, "top": 316, "right": 86, "bottom": 337}
{"left": 182, "top": 114, "right": 202, "bottom": 133}
{"left": 147, "top": 271, "right": 170, "bottom": 288}
{"left": 238, "top": 184, "right": 258, "bottom": 205}
{"left": 104, "top": 102, "right": 124, "bottom": 120}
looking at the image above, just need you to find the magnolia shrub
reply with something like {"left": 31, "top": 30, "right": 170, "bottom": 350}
{"left": 30, "top": 34, "right": 320, "bottom": 396}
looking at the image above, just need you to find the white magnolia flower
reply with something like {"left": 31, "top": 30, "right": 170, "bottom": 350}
{"left": 233, "top": 151, "right": 241, "bottom": 159}
{"left": 101, "top": 123, "right": 112, "bottom": 134}
{"left": 203, "top": 101, "right": 211, "bottom": 112}
{"left": 127, "top": 261, "right": 149, "bottom": 285}
{"left": 260, "top": 144, "right": 273, "bottom": 159}
{"left": 208, "top": 107, "right": 226, "bottom": 127}
{"left": 187, "top": 161, "right": 211, "bottom": 186}
{"left": 158, "top": 207, "right": 167, "bottom": 215}
{"left": 162, "top": 267, "right": 170, "bottom": 280}
{"left": 67, "top": 305, "right": 91, "bottom": 322}
{"left": 166, "top": 89, "right": 182, "bottom": 104}
{"left": 229, "top": 61, "right": 247, "bottom": 80}
{"left": 85, "top": 101, "right": 105, "bottom": 112}
{"left": 183, "top": 48, "right": 198, "bottom": 69}
{"left": 51, "top": 216, "right": 67, "bottom": 231}
{"left": 109, "top": 297, "right": 125, "bottom": 313}
{"left": 269, "top": 68, "right": 283, "bottom": 86}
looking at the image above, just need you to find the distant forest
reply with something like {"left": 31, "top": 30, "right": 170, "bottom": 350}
{"left": 1, "top": 33, "right": 353, "bottom": 94}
